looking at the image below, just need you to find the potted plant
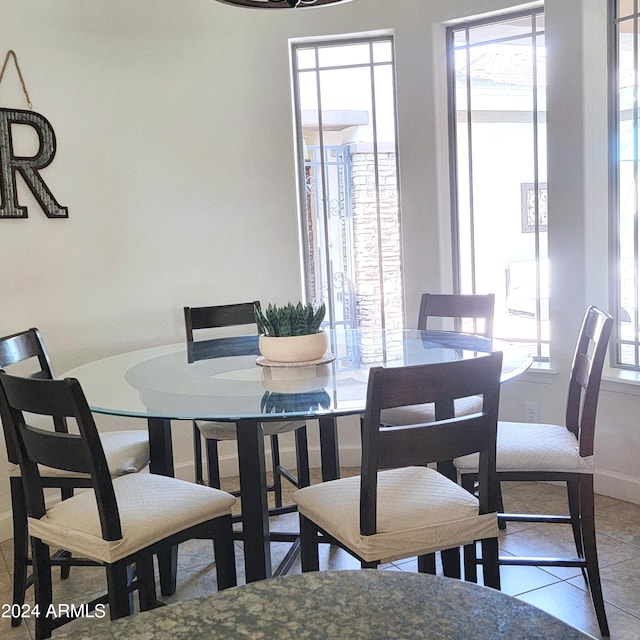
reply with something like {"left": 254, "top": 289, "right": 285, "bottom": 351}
{"left": 254, "top": 301, "right": 327, "bottom": 363}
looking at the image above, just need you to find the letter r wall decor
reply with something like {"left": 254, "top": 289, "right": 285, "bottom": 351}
{"left": 0, "top": 50, "right": 68, "bottom": 219}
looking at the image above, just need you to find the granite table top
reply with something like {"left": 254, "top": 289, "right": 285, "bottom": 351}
{"left": 55, "top": 570, "right": 594, "bottom": 640}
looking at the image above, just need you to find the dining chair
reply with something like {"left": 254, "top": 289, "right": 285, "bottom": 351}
{"left": 381, "top": 292, "right": 495, "bottom": 427}
{"left": 0, "top": 371, "right": 237, "bottom": 640}
{"left": 0, "top": 328, "right": 150, "bottom": 628}
{"left": 455, "top": 305, "right": 613, "bottom": 639}
{"left": 185, "top": 303, "right": 310, "bottom": 508}
{"left": 418, "top": 292, "right": 495, "bottom": 337}
{"left": 293, "top": 351, "right": 503, "bottom": 588}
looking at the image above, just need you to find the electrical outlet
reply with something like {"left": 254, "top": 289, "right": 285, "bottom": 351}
{"left": 523, "top": 400, "right": 539, "bottom": 423}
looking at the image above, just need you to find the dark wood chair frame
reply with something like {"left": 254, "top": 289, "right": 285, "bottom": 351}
{"left": 460, "top": 305, "right": 613, "bottom": 639}
{"left": 418, "top": 293, "right": 495, "bottom": 338}
{"left": 417, "top": 292, "right": 501, "bottom": 530}
{"left": 0, "top": 328, "right": 102, "bottom": 627}
{"left": 0, "top": 371, "right": 237, "bottom": 640}
{"left": 299, "top": 351, "right": 504, "bottom": 589}
{"left": 185, "top": 303, "right": 310, "bottom": 512}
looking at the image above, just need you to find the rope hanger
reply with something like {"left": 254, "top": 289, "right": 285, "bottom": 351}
{"left": 0, "top": 50, "right": 32, "bottom": 109}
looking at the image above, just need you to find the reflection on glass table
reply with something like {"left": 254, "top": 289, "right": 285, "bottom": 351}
{"left": 63, "top": 328, "right": 531, "bottom": 585}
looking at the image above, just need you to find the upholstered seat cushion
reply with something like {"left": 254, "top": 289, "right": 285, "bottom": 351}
{"left": 196, "top": 420, "right": 305, "bottom": 441}
{"left": 454, "top": 421, "right": 594, "bottom": 474}
{"left": 380, "top": 396, "right": 482, "bottom": 427}
{"left": 28, "top": 473, "right": 236, "bottom": 564}
{"left": 9, "top": 429, "right": 149, "bottom": 479}
{"left": 293, "top": 466, "right": 497, "bottom": 563}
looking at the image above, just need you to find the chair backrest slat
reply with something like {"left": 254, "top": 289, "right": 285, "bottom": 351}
{"left": 376, "top": 358, "right": 499, "bottom": 411}
{"left": 184, "top": 302, "right": 260, "bottom": 363}
{"left": 2, "top": 373, "right": 88, "bottom": 473}
{"left": 0, "top": 328, "right": 66, "bottom": 465}
{"left": 185, "top": 302, "right": 258, "bottom": 341}
{"left": 565, "top": 306, "right": 613, "bottom": 457}
{"left": 360, "top": 351, "right": 503, "bottom": 536}
{"left": 377, "top": 414, "right": 490, "bottom": 469}
{"left": 0, "top": 372, "right": 123, "bottom": 540}
{"left": 20, "top": 425, "right": 87, "bottom": 474}
{"left": 418, "top": 293, "right": 495, "bottom": 338}
{"left": 0, "top": 327, "right": 55, "bottom": 377}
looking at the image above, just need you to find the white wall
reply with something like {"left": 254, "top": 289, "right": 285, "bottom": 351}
{"left": 0, "top": 0, "right": 636, "bottom": 542}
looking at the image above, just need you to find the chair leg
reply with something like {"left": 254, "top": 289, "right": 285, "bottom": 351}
{"left": 579, "top": 475, "right": 610, "bottom": 639}
{"left": 441, "top": 547, "right": 461, "bottom": 579}
{"left": 136, "top": 554, "right": 157, "bottom": 611}
{"left": 480, "top": 537, "right": 500, "bottom": 590}
{"left": 9, "top": 477, "right": 28, "bottom": 628}
{"left": 205, "top": 438, "right": 223, "bottom": 490}
{"left": 212, "top": 515, "right": 237, "bottom": 590}
{"left": 193, "top": 422, "right": 204, "bottom": 485}
{"left": 461, "top": 473, "right": 475, "bottom": 494}
{"left": 157, "top": 545, "right": 178, "bottom": 597}
{"left": 295, "top": 425, "right": 310, "bottom": 488}
{"left": 462, "top": 473, "right": 506, "bottom": 531}
{"left": 299, "top": 515, "right": 320, "bottom": 572}
{"left": 417, "top": 553, "right": 436, "bottom": 574}
{"left": 270, "top": 434, "right": 283, "bottom": 508}
{"left": 106, "top": 561, "right": 133, "bottom": 620}
{"left": 567, "top": 478, "right": 585, "bottom": 559}
{"left": 31, "top": 538, "right": 53, "bottom": 640}
{"left": 463, "top": 543, "right": 478, "bottom": 583}
{"left": 496, "top": 482, "right": 506, "bottom": 531}
{"left": 59, "top": 488, "right": 74, "bottom": 580}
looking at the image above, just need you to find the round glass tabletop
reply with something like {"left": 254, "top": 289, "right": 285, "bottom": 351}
{"left": 63, "top": 329, "right": 531, "bottom": 422}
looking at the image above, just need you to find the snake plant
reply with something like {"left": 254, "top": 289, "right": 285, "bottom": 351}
{"left": 254, "top": 301, "right": 326, "bottom": 337}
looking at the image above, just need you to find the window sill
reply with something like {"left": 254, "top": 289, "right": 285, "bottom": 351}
{"left": 602, "top": 368, "right": 640, "bottom": 396}
{"left": 509, "top": 362, "right": 640, "bottom": 393}
{"left": 514, "top": 360, "right": 558, "bottom": 385}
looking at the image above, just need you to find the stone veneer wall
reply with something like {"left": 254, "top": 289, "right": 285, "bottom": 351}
{"left": 350, "top": 144, "right": 403, "bottom": 363}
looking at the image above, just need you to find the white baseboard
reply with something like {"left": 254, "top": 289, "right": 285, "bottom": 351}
{"left": 595, "top": 469, "right": 640, "bottom": 505}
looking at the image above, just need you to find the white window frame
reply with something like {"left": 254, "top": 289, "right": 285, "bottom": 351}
{"left": 610, "top": 0, "right": 640, "bottom": 370}
{"left": 447, "top": 7, "right": 549, "bottom": 361}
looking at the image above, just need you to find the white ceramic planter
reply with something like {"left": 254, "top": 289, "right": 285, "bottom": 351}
{"left": 258, "top": 331, "right": 328, "bottom": 363}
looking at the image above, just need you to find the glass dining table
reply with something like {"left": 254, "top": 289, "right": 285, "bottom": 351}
{"left": 63, "top": 328, "right": 531, "bottom": 587}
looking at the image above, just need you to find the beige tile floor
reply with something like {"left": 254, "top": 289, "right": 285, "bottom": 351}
{"left": 1, "top": 474, "right": 640, "bottom": 639}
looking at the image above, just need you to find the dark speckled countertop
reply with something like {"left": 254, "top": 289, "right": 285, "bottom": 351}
{"left": 55, "top": 570, "right": 594, "bottom": 640}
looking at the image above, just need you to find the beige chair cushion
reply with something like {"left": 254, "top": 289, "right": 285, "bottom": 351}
{"left": 380, "top": 396, "right": 482, "bottom": 426}
{"left": 28, "top": 473, "right": 235, "bottom": 564}
{"left": 454, "top": 421, "right": 594, "bottom": 474}
{"left": 9, "top": 429, "right": 149, "bottom": 479}
{"left": 293, "top": 466, "right": 497, "bottom": 563}
{"left": 196, "top": 420, "right": 305, "bottom": 441}
{"left": 93, "top": 430, "right": 150, "bottom": 474}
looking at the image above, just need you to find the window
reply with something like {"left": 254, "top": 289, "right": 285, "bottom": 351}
{"left": 611, "top": 0, "right": 640, "bottom": 369}
{"left": 447, "top": 8, "right": 548, "bottom": 360}
{"left": 291, "top": 37, "right": 403, "bottom": 352}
